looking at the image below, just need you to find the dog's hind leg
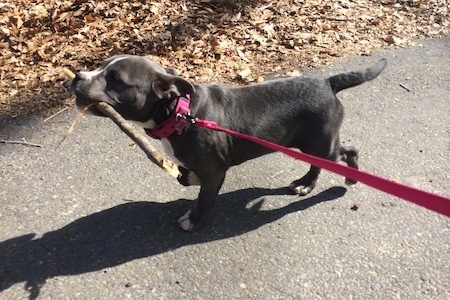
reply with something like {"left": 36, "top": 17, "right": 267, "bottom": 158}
{"left": 288, "top": 134, "right": 336, "bottom": 195}
{"left": 338, "top": 145, "right": 359, "bottom": 185}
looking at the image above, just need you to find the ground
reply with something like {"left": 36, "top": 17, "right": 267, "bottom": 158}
{"left": 1, "top": 39, "right": 449, "bottom": 298}
{"left": 1, "top": 1, "right": 449, "bottom": 297}
{"left": 0, "top": 0, "right": 448, "bottom": 117}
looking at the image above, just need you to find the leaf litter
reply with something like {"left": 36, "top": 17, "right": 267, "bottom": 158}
{"left": 0, "top": 0, "right": 448, "bottom": 117}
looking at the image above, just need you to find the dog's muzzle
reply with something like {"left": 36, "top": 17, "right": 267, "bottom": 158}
{"left": 71, "top": 72, "right": 105, "bottom": 115}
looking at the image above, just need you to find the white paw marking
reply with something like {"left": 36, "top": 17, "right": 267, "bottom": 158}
{"left": 289, "top": 184, "right": 312, "bottom": 196}
{"left": 178, "top": 210, "right": 194, "bottom": 231}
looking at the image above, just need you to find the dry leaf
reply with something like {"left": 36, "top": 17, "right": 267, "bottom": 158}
{"left": 230, "top": 12, "right": 241, "bottom": 22}
{"left": 31, "top": 5, "right": 48, "bottom": 18}
{"left": 238, "top": 68, "right": 252, "bottom": 79}
{"left": 150, "top": 4, "right": 160, "bottom": 14}
{"left": 84, "top": 15, "right": 98, "bottom": 24}
{"left": 236, "top": 48, "right": 250, "bottom": 62}
{"left": 287, "top": 70, "right": 301, "bottom": 77}
{"left": 1, "top": 26, "right": 10, "bottom": 36}
{"left": 192, "top": 59, "right": 203, "bottom": 65}
{"left": 263, "top": 23, "right": 275, "bottom": 38}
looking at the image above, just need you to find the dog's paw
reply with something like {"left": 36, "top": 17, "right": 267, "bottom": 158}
{"left": 289, "top": 183, "right": 314, "bottom": 196}
{"left": 291, "top": 186, "right": 313, "bottom": 196}
{"left": 177, "top": 210, "right": 194, "bottom": 231}
{"left": 289, "top": 176, "right": 317, "bottom": 196}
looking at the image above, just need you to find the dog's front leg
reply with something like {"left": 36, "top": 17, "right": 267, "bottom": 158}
{"left": 178, "top": 171, "right": 226, "bottom": 231}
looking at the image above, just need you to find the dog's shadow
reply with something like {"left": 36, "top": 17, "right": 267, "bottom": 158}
{"left": 0, "top": 186, "right": 346, "bottom": 299}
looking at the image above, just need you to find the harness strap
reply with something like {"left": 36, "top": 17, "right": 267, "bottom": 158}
{"left": 193, "top": 118, "right": 450, "bottom": 218}
{"left": 145, "top": 96, "right": 191, "bottom": 139}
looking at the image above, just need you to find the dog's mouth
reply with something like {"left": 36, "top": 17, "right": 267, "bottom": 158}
{"left": 71, "top": 76, "right": 107, "bottom": 117}
{"left": 75, "top": 97, "right": 106, "bottom": 117}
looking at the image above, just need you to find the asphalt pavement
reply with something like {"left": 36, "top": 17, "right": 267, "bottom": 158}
{"left": 1, "top": 38, "right": 449, "bottom": 299}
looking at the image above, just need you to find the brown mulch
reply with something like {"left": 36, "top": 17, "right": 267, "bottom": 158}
{"left": 0, "top": 0, "right": 448, "bottom": 117}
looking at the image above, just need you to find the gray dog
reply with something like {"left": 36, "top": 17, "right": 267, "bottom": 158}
{"left": 72, "top": 55, "right": 386, "bottom": 230}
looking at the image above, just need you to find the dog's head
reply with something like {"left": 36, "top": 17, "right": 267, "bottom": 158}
{"left": 72, "top": 55, "right": 195, "bottom": 123}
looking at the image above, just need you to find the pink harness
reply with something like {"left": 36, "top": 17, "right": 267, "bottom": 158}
{"left": 145, "top": 96, "right": 191, "bottom": 139}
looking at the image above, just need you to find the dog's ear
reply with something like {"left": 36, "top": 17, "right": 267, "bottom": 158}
{"left": 152, "top": 74, "right": 195, "bottom": 100}
{"left": 164, "top": 67, "right": 178, "bottom": 76}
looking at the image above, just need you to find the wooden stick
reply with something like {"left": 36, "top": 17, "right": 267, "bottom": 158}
{"left": 62, "top": 67, "right": 180, "bottom": 178}
{"left": 95, "top": 102, "right": 180, "bottom": 178}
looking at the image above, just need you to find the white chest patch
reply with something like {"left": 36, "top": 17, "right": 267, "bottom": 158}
{"left": 134, "top": 120, "right": 183, "bottom": 167}
{"left": 133, "top": 119, "right": 157, "bottom": 129}
{"left": 161, "top": 138, "right": 185, "bottom": 168}
{"left": 134, "top": 119, "right": 185, "bottom": 167}
{"left": 145, "top": 125, "right": 201, "bottom": 186}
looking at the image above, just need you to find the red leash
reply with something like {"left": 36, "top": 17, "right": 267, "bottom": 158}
{"left": 193, "top": 118, "right": 450, "bottom": 217}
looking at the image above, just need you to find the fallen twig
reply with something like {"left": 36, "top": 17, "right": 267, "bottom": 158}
{"left": 44, "top": 106, "right": 70, "bottom": 123}
{"left": 58, "top": 105, "right": 91, "bottom": 146}
{"left": 1, "top": 140, "right": 42, "bottom": 147}
{"left": 399, "top": 83, "right": 411, "bottom": 92}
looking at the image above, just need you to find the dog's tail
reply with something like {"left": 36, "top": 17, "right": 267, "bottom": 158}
{"left": 328, "top": 58, "right": 387, "bottom": 94}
